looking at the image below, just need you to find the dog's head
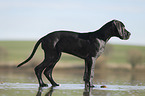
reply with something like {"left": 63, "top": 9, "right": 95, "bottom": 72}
{"left": 113, "top": 20, "right": 131, "bottom": 40}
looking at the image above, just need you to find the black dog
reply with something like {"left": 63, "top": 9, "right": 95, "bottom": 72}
{"left": 17, "top": 20, "right": 131, "bottom": 87}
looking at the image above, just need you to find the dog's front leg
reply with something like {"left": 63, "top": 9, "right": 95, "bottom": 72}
{"left": 83, "top": 59, "right": 87, "bottom": 82}
{"left": 84, "top": 58, "right": 93, "bottom": 87}
{"left": 90, "top": 57, "right": 96, "bottom": 87}
{"left": 84, "top": 57, "right": 96, "bottom": 87}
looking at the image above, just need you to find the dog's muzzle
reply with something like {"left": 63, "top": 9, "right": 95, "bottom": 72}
{"left": 123, "top": 29, "right": 131, "bottom": 40}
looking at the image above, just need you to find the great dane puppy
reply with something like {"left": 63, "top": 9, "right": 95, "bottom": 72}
{"left": 17, "top": 20, "right": 131, "bottom": 87}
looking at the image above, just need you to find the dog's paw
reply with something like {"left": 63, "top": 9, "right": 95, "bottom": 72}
{"left": 85, "top": 82, "right": 90, "bottom": 88}
{"left": 52, "top": 83, "right": 59, "bottom": 86}
{"left": 85, "top": 82, "right": 95, "bottom": 88}
{"left": 40, "top": 83, "right": 48, "bottom": 87}
{"left": 89, "top": 84, "right": 95, "bottom": 87}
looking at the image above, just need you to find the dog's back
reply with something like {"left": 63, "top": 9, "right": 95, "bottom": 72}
{"left": 41, "top": 31, "right": 92, "bottom": 58}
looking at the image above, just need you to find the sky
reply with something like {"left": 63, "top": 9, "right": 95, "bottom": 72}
{"left": 0, "top": 0, "right": 145, "bottom": 46}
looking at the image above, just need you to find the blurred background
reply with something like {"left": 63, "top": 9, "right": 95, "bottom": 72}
{"left": 0, "top": 0, "right": 145, "bottom": 95}
{"left": 0, "top": 0, "right": 145, "bottom": 70}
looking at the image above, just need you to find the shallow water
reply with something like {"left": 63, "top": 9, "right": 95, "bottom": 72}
{"left": 0, "top": 68, "right": 145, "bottom": 96}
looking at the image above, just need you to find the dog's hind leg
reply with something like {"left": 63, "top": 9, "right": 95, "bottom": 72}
{"left": 44, "top": 51, "right": 61, "bottom": 86}
{"left": 44, "top": 66, "right": 59, "bottom": 86}
{"left": 34, "top": 60, "right": 48, "bottom": 87}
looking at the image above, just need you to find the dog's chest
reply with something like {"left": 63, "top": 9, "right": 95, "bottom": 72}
{"left": 95, "top": 39, "right": 106, "bottom": 58}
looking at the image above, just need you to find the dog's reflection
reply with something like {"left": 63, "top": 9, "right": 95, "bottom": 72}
{"left": 36, "top": 87, "right": 53, "bottom": 96}
{"left": 83, "top": 86, "right": 92, "bottom": 96}
{"left": 36, "top": 86, "right": 92, "bottom": 96}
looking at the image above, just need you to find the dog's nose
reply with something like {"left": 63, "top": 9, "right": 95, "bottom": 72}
{"left": 128, "top": 32, "right": 131, "bottom": 36}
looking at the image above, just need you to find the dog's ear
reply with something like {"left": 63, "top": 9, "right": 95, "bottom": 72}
{"left": 113, "top": 20, "right": 123, "bottom": 37}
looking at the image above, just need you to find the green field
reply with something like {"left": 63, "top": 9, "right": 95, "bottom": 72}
{"left": 0, "top": 41, "right": 145, "bottom": 68}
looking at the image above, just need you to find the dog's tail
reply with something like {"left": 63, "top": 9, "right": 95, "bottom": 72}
{"left": 17, "top": 38, "right": 42, "bottom": 68}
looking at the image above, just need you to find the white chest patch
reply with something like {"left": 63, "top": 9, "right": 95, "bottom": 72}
{"left": 95, "top": 38, "right": 106, "bottom": 58}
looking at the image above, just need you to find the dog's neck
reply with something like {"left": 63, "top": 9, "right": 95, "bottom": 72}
{"left": 92, "top": 22, "right": 115, "bottom": 42}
